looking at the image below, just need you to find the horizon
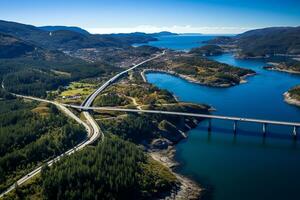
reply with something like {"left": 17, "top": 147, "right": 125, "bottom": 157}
{"left": 1, "top": 0, "right": 299, "bottom": 34}
{"left": 2, "top": 18, "right": 300, "bottom": 35}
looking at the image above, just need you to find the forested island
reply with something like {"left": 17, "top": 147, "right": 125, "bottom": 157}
{"left": 142, "top": 51, "right": 255, "bottom": 87}
{"left": 189, "top": 45, "right": 223, "bottom": 56}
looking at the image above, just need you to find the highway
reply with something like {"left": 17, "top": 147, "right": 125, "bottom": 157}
{"left": 81, "top": 51, "right": 165, "bottom": 107}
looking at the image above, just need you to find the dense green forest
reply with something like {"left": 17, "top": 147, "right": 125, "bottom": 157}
{"left": 0, "top": 54, "right": 119, "bottom": 97}
{"left": 0, "top": 90, "right": 86, "bottom": 192}
{"left": 2, "top": 137, "right": 177, "bottom": 200}
{"left": 189, "top": 45, "right": 223, "bottom": 56}
{"left": 0, "top": 33, "right": 35, "bottom": 58}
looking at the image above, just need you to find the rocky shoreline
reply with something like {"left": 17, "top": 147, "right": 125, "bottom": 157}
{"left": 140, "top": 66, "right": 255, "bottom": 199}
{"left": 284, "top": 92, "right": 300, "bottom": 107}
{"left": 140, "top": 69, "right": 208, "bottom": 199}
{"left": 148, "top": 118, "right": 205, "bottom": 200}
{"left": 264, "top": 65, "right": 300, "bottom": 74}
{"left": 149, "top": 147, "right": 203, "bottom": 200}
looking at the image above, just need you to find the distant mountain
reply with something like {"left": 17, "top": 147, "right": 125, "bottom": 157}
{"left": 39, "top": 26, "right": 90, "bottom": 35}
{"left": 150, "top": 31, "right": 178, "bottom": 37}
{"left": 0, "top": 20, "right": 48, "bottom": 44}
{"left": 205, "top": 36, "right": 234, "bottom": 45}
{"left": 0, "top": 20, "right": 157, "bottom": 51}
{"left": 0, "top": 33, "right": 36, "bottom": 58}
{"left": 189, "top": 45, "right": 223, "bottom": 56}
{"left": 206, "top": 26, "right": 300, "bottom": 57}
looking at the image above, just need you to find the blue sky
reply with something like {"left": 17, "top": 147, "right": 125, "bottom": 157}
{"left": 0, "top": 0, "right": 299, "bottom": 34}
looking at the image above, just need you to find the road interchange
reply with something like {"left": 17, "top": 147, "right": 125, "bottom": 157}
{"left": 0, "top": 51, "right": 164, "bottom": 198}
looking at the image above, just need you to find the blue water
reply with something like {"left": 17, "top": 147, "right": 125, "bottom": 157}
{"left": 134, "top": 34, "right": 217, "bottom": 51}
{"left": 142, "top": 35, "right": 300, "bottom": 200}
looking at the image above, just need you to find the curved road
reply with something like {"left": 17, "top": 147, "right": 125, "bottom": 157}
{"left": 0, "top": 92, "right": 101, "bottom": 198}
{"left": 82, "top": 51, "right": 165, "bottom": 107}
{"left": 0, "top": 51, "right": 163, "bottom": 197}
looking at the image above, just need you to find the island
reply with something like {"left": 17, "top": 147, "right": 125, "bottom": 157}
{"left": 284, "top": 85, "right": 300, "bottom": 107}
{"left": 142, "top": 51, "right": 255, "bottom": 87}
{"left": 189, "top": 45, "right": 223, "bottom": 56}
{"left": 263, "top": 59, "right": 300, "bottom": 74}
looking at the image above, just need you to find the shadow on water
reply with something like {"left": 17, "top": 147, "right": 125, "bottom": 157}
{"left": 196, "top": 121, "right": 298, "bottom": 142}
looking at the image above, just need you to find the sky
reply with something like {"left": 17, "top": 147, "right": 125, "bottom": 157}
{"left": 0, "top": 0, "right": 299, "bottom": 34}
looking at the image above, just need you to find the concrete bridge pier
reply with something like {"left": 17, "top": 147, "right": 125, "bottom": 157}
{"left": 293, "top": 126, "right": 297, "bottom": 140}
{"left": 233, "top": 121, "right": 237, "bottom": 133}
{"left": 262, "top": 123, "right": 267, "bottom": 135}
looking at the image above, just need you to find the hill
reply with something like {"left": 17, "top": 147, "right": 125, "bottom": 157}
{"left": 206, "top": 26, "right": 300, "bottom": 57}
{"left": 39, "top": 25, "right": 90, "bottom": 35}
{"left": 150, "top": 31, "right": 178, "bottom": 37}
{"left": 0, "top": 20, "right": 157, "bottom": 50}
{"left": 189, "top": 45, "right": 223, "bottom": 56}
{"left": 0, "top": 33, "right": 36, "bottom": 58}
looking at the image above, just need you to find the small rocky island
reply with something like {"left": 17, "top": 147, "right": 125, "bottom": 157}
{"left": 263, "top": 60, "right": 300, "bottom": 74}
{"left": 284, "top": 85, "right": 300, "bottom": 107}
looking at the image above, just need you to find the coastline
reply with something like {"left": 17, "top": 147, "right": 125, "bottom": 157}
{"left": 284, "top": 92, "right": 300, "bottom": 107}
{"left": 264, "top": 66, "right": 300, "bottom": 75}
{"left": 148, "top": 118, "right": 205, "bottom": 200}
{"left": 239, "top": 73, "right": 256, "bottom": 84}
{"left": 140, "top": 65, "right": 252, "bottom": 199}
{"left": 141, "top": 68, "right": 205, "bottom": 199}
{"left": 141, "top": 68, "right": 253, "bottom": 88}
{"left": 149, "top": 146, "right": 203, "bottom": 200}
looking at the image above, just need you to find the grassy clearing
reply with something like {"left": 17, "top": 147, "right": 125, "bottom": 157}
{"left": 60, "top": 82, "right": 95, "bottom": 97}
{"left": 53, "top": 81, "right": 96, "bottom": 104}
{"left": 50, "top": 69, "right": 71, "bottom": 77}
{"left": 31, "top": 102, "right": 51, "bottom": 117}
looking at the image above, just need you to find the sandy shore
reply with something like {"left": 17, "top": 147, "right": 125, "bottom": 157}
{"left": 239, "top": 73, "right": 256, "bottom": 84}
{"left": 284, "top": 92, "right": 300, "bottom": 107}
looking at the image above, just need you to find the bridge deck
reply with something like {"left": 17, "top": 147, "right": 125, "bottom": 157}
{"left": 66, "top": 105, "right": 300, "bottom": 127}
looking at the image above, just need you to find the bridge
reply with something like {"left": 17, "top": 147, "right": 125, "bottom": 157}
{"left": 66, "top": 105, "right": 300, "bottom": 138}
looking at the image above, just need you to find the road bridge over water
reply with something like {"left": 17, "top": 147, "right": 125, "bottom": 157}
{"left": 66, "top": 105, "right": 300, "bottom": 138}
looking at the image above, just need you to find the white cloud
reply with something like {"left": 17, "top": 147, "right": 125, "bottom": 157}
{"left": 87, "top": 25, "right": 255, "bottom": 34}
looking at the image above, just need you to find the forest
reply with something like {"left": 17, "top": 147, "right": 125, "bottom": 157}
{"left": 2, "top": 137, "right": 178, "bottom": 200}
{"left": 0, "top": 89, "right": 86, "bottom": 193}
